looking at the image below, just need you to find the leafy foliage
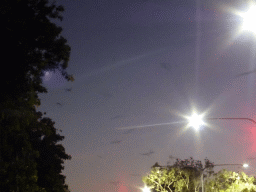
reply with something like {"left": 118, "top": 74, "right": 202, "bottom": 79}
{"left": 27, "top": 109, "right": 72, "bottom": 192}
{"left": 143, "top": 157, "right": 215, "bottom": 192}
{"left": 204, "top": 169, "right": 256, "bottom": 192}
{"left": 143, "top": 157, "right": 256, "bottom": 192}
{"left": 143, "top": 165, "right": 199, "bottom": 192}
{"left": 0, "top": 105, "right": 46, "bottom": 191}
{"left": 1, "top": 0, "right": 74, "bottom": 103}
{"left": 0, "top": 0, "right": 73, "bottom": 191}
{"left": 0, "top": 103, "right": 72, "bottom": 191}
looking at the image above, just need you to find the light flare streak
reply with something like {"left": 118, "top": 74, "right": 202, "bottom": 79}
{"left": 116, "top": 121, "right": 186, "bottom": 131}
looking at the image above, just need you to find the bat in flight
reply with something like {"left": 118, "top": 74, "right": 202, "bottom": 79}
{"left": 110, "top": 140, "right": 122, "bottom": 144}
{"left": 169, "top": 155, "right": 179, "bottom": 159}
{"left": 122, "top": 129, "right": 135, "bottom": 135}
{"left": 160, "top": 62, "right": 172, "bottom": 71}
{"left": 65, "top": 87, "right": 72, "bottom": 92}
{"left": 109, "top": 181, "right": 121, "bottom": 186}
{"left": 95, "top": 91, "right": 112, "bottom": 99}
{"left": 167, "top": 155, "right": 180, "bottom": 164}
{"left": 235, "top": 69, "right": 256, "bottom": 78}
{"left": 129, "top": 174, "right": 141, "bottom": 177}
{"left": 140, "top": 150, "right": 154, "bottom": 156}
{"left": 110, "top": 115, "right": 123, "bottom": 120}
{"left": 247, "top": 157, "right": 256, "bottom": 160}
{"left": 56, "top": 102, "right": 62, "bottom": 106}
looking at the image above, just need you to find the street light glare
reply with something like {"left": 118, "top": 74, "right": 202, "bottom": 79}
{"left": 141, "top": 186, "right": 151, "bottom": 192}
{"left": 240, "top": 5, "right": 256, "bottom": 33}
{"left": 243, "top": 163, "right": 249, "bottom": 168}
{"left": 187, "top": 113, "right": 204, "bottom": 130}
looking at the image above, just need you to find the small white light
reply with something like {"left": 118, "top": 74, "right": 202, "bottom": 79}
{"left": 141, "top": 186, "right": 151, "bottom": 192}
{"left": 243, "top": 164, "right": 249, "bottom": 168}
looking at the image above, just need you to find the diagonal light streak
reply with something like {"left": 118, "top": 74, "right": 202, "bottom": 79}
{"left": 116, "top": 121, "right": 186, "bottom": 131}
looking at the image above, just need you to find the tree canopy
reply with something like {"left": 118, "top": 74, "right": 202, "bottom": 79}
{"left": 0, "top": 104, "right": 46, "bottom": 192}
{"left": 1, "top": 0, "right": 74, "bottom": 105}
{"left": 143, "top": 157, "right": 214, "bottom": 192}
{"left": 204, "top": 169, "right": 256, "bottom": 192}
{"left": 0, "top": 102, "right": 72, "bottom": 191}
{"left": 143, "top": 157, "right": 256, "bottom": 192}
{"left": 28, "top": 109, "right": 72, "bottom": 192}
{"left": 0, "top": 0, "right": 73, "bottom": 191}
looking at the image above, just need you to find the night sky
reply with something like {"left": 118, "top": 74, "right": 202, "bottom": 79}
{"left": 37, "top": 0, "right": 256, "bottom": 191}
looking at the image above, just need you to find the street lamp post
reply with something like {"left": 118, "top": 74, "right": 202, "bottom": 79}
{"left": 201, "top": 168, "right": 206, "bottom": 192}
{"left": 187, "top": 115, "right": 256, "bottom": 131}
{"left": 185, "top": 114, "right": 252, "bottom": 192}
{"left": 207, "top": 118, "right": 256, "bottom": 125}
{"left": 214, "top": 163, "right": 249, "bottom": 167}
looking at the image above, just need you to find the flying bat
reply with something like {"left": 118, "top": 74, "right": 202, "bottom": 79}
{"left": 110, "top": 140, "right": 122, "bottom": 144}
{"left": 56, "top": 102, "right": 62, "bottom": 106}
{"left": 110, "top": 115, "right": 123, "bottom": 120}
{"left": 160, "top": 62, "right": 172, "bottom": 71}
{"left": 129, "top": 174, "right": 141, "bottom": 177}
{"left": 122, "top": 129, "right": 135, "bottom": 134}
{"left": 109, "top": 181, "right": 121, "bottom": 186}
{"left": 65, "top": 87, "right": 72, "bottom": 92}
{"left": 167, "top": 155, "right": 179, "bottom": 164}
{"left": 169, "top": 155, "right": 179, "bottom": 159}
{"left": 140, "top": 150, "right": 154, "bottom": 156}
{"left": 235, "top": 69, "right": 256, "bottom": 78}
{"left": 95, "top": 91, "right": 112, "bottom": 99}
{"left": 97, "top": 155, "right": 103, "bottom": 158}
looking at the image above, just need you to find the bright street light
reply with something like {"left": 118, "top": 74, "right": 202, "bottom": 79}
{"left": 185, "top": 111, "right": 253, "bottom": 192}
{"left": 187, "top": 112, "right": 256, "bottom": 130}
{"left": 227, "top": 1, "right": 256, "bottom": 38}
{"left": 187, "top": 112, "right": 205, "bottom": 130}
{"left": 141, "top": 185, "right": 151, "bottom": 192}
{"left": 240, "top": 5, "right": 256, "bottom": 34}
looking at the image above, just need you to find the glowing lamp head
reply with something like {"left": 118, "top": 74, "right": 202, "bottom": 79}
{"left": 241, "top": 5, "right": 256, "bottom": 33}
{"left": 187, "top": 113, "right": 204, "bottom": 130}
{"left": 243, "top": 163, "right": 249, "bottom": 168}
{"left": 141, "top": 186, "right": 151, "bottom": 192}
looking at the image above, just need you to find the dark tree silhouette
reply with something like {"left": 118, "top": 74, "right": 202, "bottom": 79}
{"left": 0, "top": 104, "right": 46, "bottom": 191}
{"left": 0, "top": 104, "right": 72, "bottom": 191}
{"left": 28, "top": 110, "right": 72, "bottom": 192}
{"left": 1, "top": 0, "right": 74, "bottom": 106}
{"left": 0, "top": 0, "right": 73, "bottom": 191}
